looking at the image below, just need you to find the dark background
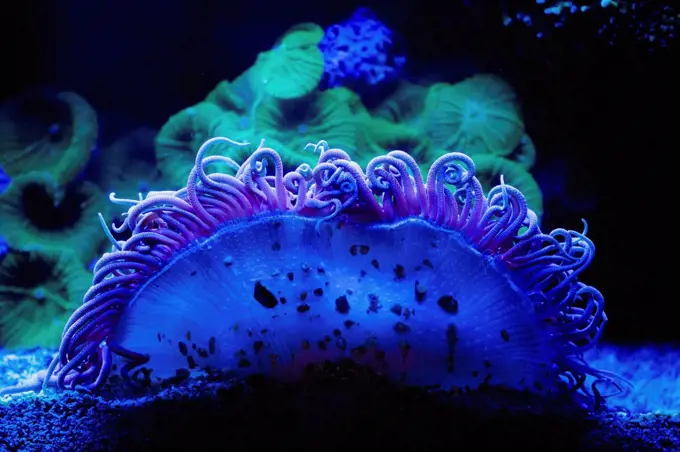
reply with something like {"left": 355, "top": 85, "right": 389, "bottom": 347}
{"left": 2, "top": 0, "right": 677, "bottom": 343}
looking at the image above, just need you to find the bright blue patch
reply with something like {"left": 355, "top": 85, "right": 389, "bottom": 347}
{"left": 319, "top": 8, "right": 406, "bottom": 94}
{"left": 0, "top": 165, "right": 10, "bottom": 195}
{"left": 586, "top": 344, "right": 680, "bottom": 414}
{"left": 0, "top": 235, "right": 8, "bottom": 261}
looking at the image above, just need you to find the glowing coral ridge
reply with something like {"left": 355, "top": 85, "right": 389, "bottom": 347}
{"left": 39, "top": 137, "right": 614, "bottom": 399}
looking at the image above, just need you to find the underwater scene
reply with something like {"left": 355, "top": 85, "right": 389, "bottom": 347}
{"left": 1, "top": 1, "right": 678, "bottom": 450}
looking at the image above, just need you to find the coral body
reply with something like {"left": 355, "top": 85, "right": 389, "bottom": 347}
{"left": 254, "top": 23, "right": 325, "bottom": 101}
{"left": 28, "top": 136, "right": 616, "bottom": 404}
{"left": 422, "top": 75, "right": 525, "bottom": 158}
{"left": 0, "top": 89, "right": 98, "bottom": 188}
{"left": 319, "top": 8, "right": 406, "bottom": 94}
{"left": 0, "top": 171, "right": 109, "bottom": 262}
{"left": 0, "top": 249, "right": 91, "bottom": 348}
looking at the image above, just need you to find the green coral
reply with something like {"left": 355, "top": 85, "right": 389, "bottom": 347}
{"left": 155, "top": 102, "right": 225, "bottom": 188}
{"left": 0, "top": 89, "right": 98, "bottom": 191}
{"left": 253, "top": 23, "right": 326, "bottom": 101}
{"left": 94, "top": 127, "right": 171, "bottom": 198}
{"left": 422, "top": 75, "right": 525, "bottom": 158}
{"left": 154, "top": 29, "right": 545, "bottom": 221}
{"left": 0, "top": 171, "right": 109, "bottom": 262}
{"left": 371, "top": 80, "right": 428, "bottom": 128}
{"left": 0, "top": 248, "right": 90, "bottom": 349}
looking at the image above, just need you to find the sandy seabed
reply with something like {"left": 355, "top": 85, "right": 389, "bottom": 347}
{"left": 1, "top": 345, "right": 679, "bottom": 452}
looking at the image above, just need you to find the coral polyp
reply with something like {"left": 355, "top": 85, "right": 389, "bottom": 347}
{"left": 36, "top": 136, "right": 614, "bottom": 401}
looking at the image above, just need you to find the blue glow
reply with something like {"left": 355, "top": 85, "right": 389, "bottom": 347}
{"left": 0, "top": 235, "right": 8, "bottom": 261}
{"left": 502, "top": 1, "right": 677, "bottom": 49}
{"left": 0, "top": 165, "right": 10, "bottom": 195}
{"left": 586, "top": 345, "right": 680, "bottom": 414}
{"left": 318, "top": 8, "right": 406, "bottom": 93}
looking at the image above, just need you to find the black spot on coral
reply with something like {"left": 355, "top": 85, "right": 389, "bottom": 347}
{"left": 172, "top": 368, "right": 191, "bottom": 384}
{"left": 187, "top": 356, "right": 197, "bottom": 369}
{"left": 399, "top": 340, "right": 411, "bottom": 358}
{"left": 190, "top": 270, "right": 197, "bottom": 276}
{"left": 415, "top": 281, "right": 426, "bottom": 302}
{"left": 393, "top": 264, "right": 406, "bottom": 281}
{"left": 132, "top": 367, "right": 152, "bottom": 387}
{"left": 335, "top": 337, "right": 347, "bottom": 350}
{"left": 238, "top": 358, "right": 252, "bottom": 368}
{"left": 367, "top": 294, "right": 381, "bottom": 313}
{"left": 271, "top": 242, "right": 281, "bottom": 251}
{"left": 500, "top": 330, "right": 510, "bottom": 342}
{"left": 253, "top": 341, "right": 264, "bottom": 354}
{"left": 297, "top": 303, "right": 310, "bottom": 313}
{"left": 287, "top": 272, "right": 294, "bottom": 281}
{"left": 344, "top": 320, "right": 356, "bottom": 329}
{"left": 332, "top": 329, "right": 342, "bottom": 337}
{"left": 197, "top": 347, "right": 209, "bottom": 358}
{"left": 335, "top": 295, "right": 350, "bottom": 314}
{"left": 313, "top": 288, "right": 324, "bottom": 297}
{"left": 359, "top": 245, "right": 369, "bottom": 255}
{"left": 437, "top": 295, "right": 459, "bottom": 314}
{"left": 371, "top": 259, "right": 380, "bottom": 269}
{"left": 422, "top": 259, "right": 433, "bottom": 269}
{"left": 300, "top": 291, "right": 308, "bottom": 301}
{"left": 445, "top": 324, "right": 458, "bottom": 373}
{"left": 186, "top": 331, "right": 192, "bottom": 341}
{"left": 393, "top": 322, "right": 411, "bottom": 334}
{"left": 254, "top": 281, "right": 278, "bottom": 308}
{"left": 178, "top": 341, "right": 188, "bottom": 356}
{"left": 390, "top": 304, "right": 403, "bottom": 316}
{"left": 350, "top": 245, "right": 358, "bottom": 256}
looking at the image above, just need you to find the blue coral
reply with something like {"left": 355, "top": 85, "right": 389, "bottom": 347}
{"left": 0, "top": 165, "right": 9, "bottom": 195}
{"left": 0, "top": 165, "right": 9, "bottom": 260}
{"left": 502, "top": 1, "right": 677, "bottom": 48}
{"left": 319, "top": 7, "right": 406, "bottom": 94}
